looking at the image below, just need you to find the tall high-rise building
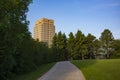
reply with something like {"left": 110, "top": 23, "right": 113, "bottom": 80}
{"left": 34, "top": 18, "right": 55, "bottom": 47}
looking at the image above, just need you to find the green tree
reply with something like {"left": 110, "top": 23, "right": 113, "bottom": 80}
{"left": 111, "top": 39, "right": 120, "bottom": 58}
{"left": 0, "top": 1, "right": 57, "bottom": 80}
{"left": 51, "top": 33, "right": 58, "bottom": 61}
{"left": 74, "top": 30, "right": 86, "bottom": 60}
{"left": 81, "top": 44, "right": 87, "bottom": 60}
{"left": 93, "top": 39, "right": 100, "bottom": 56}
{"left": 99, "top": 29, "right": 114, "bottom": 58}
{"left": 67, "top": 32, "right": 75, "bottom": 60}
{"left": 52, "top": 33, "right": 58, "bottom": 49}
{"left": 0, "top": 0, "right": 32, "bottom": 79}
{"left": 62, "top": 33, "right": 68, "bottom": 60}
{"left": 57, "top": 31, "right": 63, "bottom": 60}
{"left": 54, "top": 31, "right": 68, "bottom": 60}
{"left": 85, "top": 33, "right": 96, "bottom": 59}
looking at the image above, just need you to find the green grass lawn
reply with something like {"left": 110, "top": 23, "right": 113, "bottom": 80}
{"left": 14, "top": 62, "right": 55, "bottom": 80}
{"left": 72, "top": 59, "right": 120, "bottom": 80}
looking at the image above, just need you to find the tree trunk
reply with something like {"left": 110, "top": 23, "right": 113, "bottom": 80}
{"left": 81, "top": 54, "right": 84, "bottom": 60}
{"left": 106, "top": 53, "right": 109, "bottom": 59}
{"left": 106, "top": 48, "right": 109, "bottom": 59}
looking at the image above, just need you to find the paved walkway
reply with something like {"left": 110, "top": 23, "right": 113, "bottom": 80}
{"left": 37, "top": 61, "right": 86, "bottom": 80}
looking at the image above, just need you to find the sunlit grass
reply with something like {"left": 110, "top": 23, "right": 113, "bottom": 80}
{"left": 72, "top": 59, "right": 120, "bottom": 80}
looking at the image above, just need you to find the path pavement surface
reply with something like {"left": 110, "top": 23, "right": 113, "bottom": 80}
{"left": 37, "top": 61, "right": 86, "bottom": 80}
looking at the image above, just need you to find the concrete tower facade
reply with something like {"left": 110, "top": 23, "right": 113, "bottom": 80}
{"left": 34, "top": 18, "right": 55, "bottom": 47}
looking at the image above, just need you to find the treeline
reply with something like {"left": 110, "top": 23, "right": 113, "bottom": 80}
{"left": 52, "top": 30, "right": 120, "bottom": 60}
{"left": 0, "top": 0, "right": 55, "bottom": 80}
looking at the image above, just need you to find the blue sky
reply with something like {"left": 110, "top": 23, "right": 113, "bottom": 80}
{"left": 27, "top": 0, "right": 120, "bottom": 39}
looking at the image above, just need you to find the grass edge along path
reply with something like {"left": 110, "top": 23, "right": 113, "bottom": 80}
{"left": 14, "top": 62, "right": 55, "bottom": 80}
{"left": 72, "top": 59, "right": 120, "bottom": 80}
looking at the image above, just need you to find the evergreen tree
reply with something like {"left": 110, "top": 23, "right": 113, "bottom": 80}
{"left": 74, "top": 30, "right": 86, "bottom": 60}
{"left": 51, "top": 33, "right": 58, "bottom": 61}
{"left": 85, "top": 33, "right": 96, "bottom": 59}
{"left": 110, "top": 39, "right": 120, "bottom": 58}
{"left": 93, "top": 39, "right": 100, "bottom": 57}
{"left": 67, "top": 32, "right": 75, "bottom": 60}
{"left": 55, "top": 31, "right": 68, "bottom": 60}
{"left": 99, "top": 29, "right": 114, "bottom": 58}
{"left": 62, "top": 33, "right": 68, "bottom": 60}
{"left": 57, "top": 31, "right": 63, "bottom": 60}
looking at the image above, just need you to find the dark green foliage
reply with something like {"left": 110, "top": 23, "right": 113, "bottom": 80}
{"left": 52, "top": 29, "right": 117, "bottom": 60}
{"left": 85, "top": 33, "right": 96, "bottom": 59}
{"left": 52, "top": 30, "right": 97, "bottom": 60}
{"left": 0, "top": 0, "right": 32, "bottom": 79}
{"left": 111, "top": 39, "right": 120, "bottom": 58}
{"left": 13, "top": 62, "right": 55, "bottom": 80}
{"left": 62, "top": 33, "right": 68, "bottom": 60}
{"left": 57, "top": 31, "right": 64, "bottom": 60}
{"left": 51, "top": 32, "right": 69, "bottom": 61}
{"left": 99, "top": 29, "right": 114, "bottom": 58}
{"left": 93, "top": 39, "right": 100, "bottom": 56}
{"left": 0, "top": 0, "right": 55, "bottom": 80}
{"left": 52, "top": 32, "right": 68, "bottom": 61}
{"left": 67, "top": 32, "right": 75, "bottom": 59}
{"left": 51, "top": 33, "right": 59, "bottom": 61}
{"left": 73, "top": 30, "right": 86, "bottom": 60}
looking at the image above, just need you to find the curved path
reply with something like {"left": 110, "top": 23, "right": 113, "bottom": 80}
{"left": 37, "top": 61, "right": 86, "bottom": 80}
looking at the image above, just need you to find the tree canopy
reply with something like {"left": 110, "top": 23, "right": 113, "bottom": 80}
{"left": 0, "top": 0, "right": 55, "bottom": 80}
{"left": 52, "top": 29, "right": 118, "bottom": 60}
